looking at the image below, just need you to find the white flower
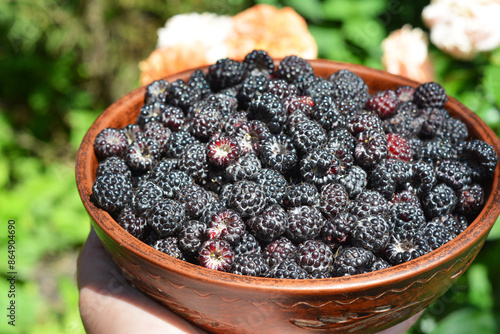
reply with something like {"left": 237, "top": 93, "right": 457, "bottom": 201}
{"left": 422, "top": 0, "right": 500, "bottom": 60}
{"left": 156, "top": 12, "right": 234, "bottom": 64}
{"left": 381, "top": 25, "right": 434, "bottom": 82}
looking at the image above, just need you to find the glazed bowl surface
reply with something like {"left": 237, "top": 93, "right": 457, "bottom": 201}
{"left": 76, "top": 59, "right": 500, "bottom": 334}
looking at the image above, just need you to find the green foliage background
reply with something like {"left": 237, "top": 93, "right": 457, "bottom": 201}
{"left": 0, "top": 0, "right": 499, "bottom": 333}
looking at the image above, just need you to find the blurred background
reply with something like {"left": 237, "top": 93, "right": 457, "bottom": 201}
{"left": 1, "top": 0, "right": 499, "bottom": 333}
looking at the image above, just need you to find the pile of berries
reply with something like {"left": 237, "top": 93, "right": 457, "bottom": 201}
{"left": 91, "top": 50, "right": 498, "bottom": 279}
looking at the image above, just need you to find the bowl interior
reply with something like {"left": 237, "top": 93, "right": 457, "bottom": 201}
{"left": 75, "top": 59, "right": 500, "bottom": 293}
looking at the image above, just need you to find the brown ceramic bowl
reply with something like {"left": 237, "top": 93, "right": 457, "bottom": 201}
{"left": 76, "top": 59, "right": 500, "bottom": 333}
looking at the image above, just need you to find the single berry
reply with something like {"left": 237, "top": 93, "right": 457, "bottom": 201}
{"left": 132, "top": 180, "right": 163, "bottom": 215}
{"left": 259, "top": 135, "right": 298, "bottom": 173}
{"left": 282, "top": 183, "right": 320, "bottom": 208}
{"left": 285, "top": 205, "right": 325, "bottom": 243}
{"left": 321, "top": 212, "right": 358, "bottom": 244}
{"left": 231, "top": 253, "right": 270, "bottom": 277}
{"left": 319, "top": 182, "right": 349, "bottom": 219}
{"left": 178, "top": 220, "right": 206, "bottom": 256}
{"left": 207, "top": 135, "right": 241, "bottom": 168}
{"left": 92, "top": 173, "right": 133, "bottom": 213}
{"left": 153, "top": 236, "right": 186, "bottom": 261}
{"left": 298, "top": 240, "right": 334, "bottom": 275}
{"left": 226, "top": 181, "right": 267, "bottom": 218}
{"left": 365, "top": 89, "right": 398, "bottom": 119}
{"left": 386, "top": 133, "right": 413, "bottom": 162}
{"left": 262, "top": 237, "right": 298, "bottom": 267}
{"left": 455, "top": 183, "right": 485, "bottom": 217}
{"left": 207, "top": 58, "right": 245, "bottom": 92}
{"left": 351, "top": 215, "right": 390, "bottom": 253}
{"left": 94, "top": 128, "right": 128, "bottom": 160}
{"left": 435, "top": 160, "right": 472, "bottom": 190}
{"left": 148, "top": 199, "right": 185, "bottom": 237}
{"left": 422, "top": 183, "right": 457, "bottom": 219}
{"left": 350, "top": 190, "right": 389, "bottom": 218}
{"left": 225, "top": 153, "right": 261, "bottom": 181}
{"left": 385, "top": 232, "right": 430, "bottom": 265}
{"left": 205, "top": 209, "right": 246, "bottom": 244}
{"left": 268, "top": 259, "right": 308, "bottom": 279}
{"left": 198, "top": 239, "right": 234, "bottom": 272}
{"left": 413, "top": 82, "right": 448, "bottom": 108}
{"left": 275, "top": 55, "right": 314, "bottom": 84}
{"left": 125, "top": 138, "right": 161, "bottom": 173}
{"left": 144, "top": 79, "right": 170, "bottom": 104}
{"left": 248, "top": 204, "right": 288, "bottom": 243}
{"left": 333, "top": 246, "right": 375, "bottom": 277}
{"left": 116, "top": 206, "right": 147, "bottom": 239}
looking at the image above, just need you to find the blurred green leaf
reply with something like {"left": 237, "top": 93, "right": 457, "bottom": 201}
{"left": 467, "top": 264, "right": 493, "bottom": 310}
{"left": 483, "top": 64, "right": 500, "bottom": 107}
{"left": 342, "top": 17, "right": 384, "bottom": 59}
{"left": 323, "top": 0, "right": 386, "bottom": 20}
{"left": 283, "top": 0, "right": 324, "bottom": 21}
{"left": 431, "top": 308, "right": 496, "bottom": 334}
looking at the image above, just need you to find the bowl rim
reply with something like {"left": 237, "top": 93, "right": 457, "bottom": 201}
{"left": 76, "top": 58, "right": 500, "bottom": 294}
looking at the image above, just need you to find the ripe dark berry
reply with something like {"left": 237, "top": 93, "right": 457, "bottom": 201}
{"left": 319, "top": 182, "right": 349, "bottom": 219}
{"left": 282, "top": 182, "right": 320, "bottom": 208}
{"left": 369, "top": 159, "right": 413, "bottom": 200}
{"left": 233, "top": 232, "right": 261, "bottom": 256}
{"left": 148, "top": 199, "right": 185, "bottom": 237}
{"left": 205, "top": 209, "right": 245, "bottom": 244}
{"left": 459, "top": 139, "right": 498, "bottom": 181}
{"left": 225, "top": 153, "right": 261, "bottom": 181}
{"left": 262, "top": 237, "right": 298, "bottom": 267}
{"left": 132, "top": 181, "right": 163, "bottom": 215}
{"left": 159, "top": 105, "right": 185, "bottom": 132}
{"left": 248, "top": 204, "right": 288, "bottom": 243}
{"left": 259, "top": 135, "right": 298, "bottom": 173}
{"left": 422, "top": 183, "right": 457, "bottom": 219}
{"left": 385, "top": 232, "right": 430, "bottom": 265}
{"left": 298, "top": 240, "right": 334, "bottom": 275}
{"left": 207, "top": 58, "right": 245, "bottom": 92}
{"left": 176, "top": 185, "right": 215, "bottom": 219}
{"left": 178, "top": 220, "right": 206, "bottom": 256}
{"left": 153, "top": 236, "right": 186, "bottom": 261}
{"left": 268, "top": 259, "right": 308, "bottom": 279}
{"left": 290, "top": 120, "right": 327, "bottom": 155}
{"left": 435, "top": 160, "right": 472, "bottom": 190}
{"left": 350, "top": 190, "right": 389, "bottom": 219}
{"left": 94, "top": 128, "right": 128, "bottom": 160}
{"left": 389, "top": 202, "right": 427, "bottom": 233}
{"left": 207, "top": 135, "right": 241, "bottom": 168}
{"left": 198, "top": 239, "right": 234, "bottom": 272}
{"left": 116, "top": 206, "right": 147, "bottom": 239}
{"left": 125, "top": 138, "right": 161, "bottom": 173}
{"left": 96, "top": 156, "right": 131, "bottom": 179}
{"left": 337, "top": 165, "right": 367, "bottom": 199}
{"left": 455, "top": 183, "right": 485, "bottom": 217}
{"left": 178, "top": 143, "right": 208, "bottom": 182}
{"left": 413, "top": 82, "right": 448, "bottom": 108}
{"left": 275, "top": 55, "right": 314, "bottom": 84}
{"left": 243, "top": 49, "right": 274, "bottom": 77}
{"left": 351, "top": 215, "right": 390, "bottom": 253}
{"left": 231, "top": 253, "right": 270, "bottom": 277}
{"left": 155, "top": 169, "right": 194, "bottom": 198}
{"left": 354, "top": 129, "right": 388, "bottom": 169}
{"left": 92, "top": 173, "right": 133, "bottom": 213}
{"left": 285, "top": 205, "right": 325, "bottom": 243}
{"left": 321, "top": 212, "right": 358, "bottom": 244}
{"left": 144, "top": 79, "right": 170, "bottom": 104}
{"left": 226, "top": 181, "right": 267, "bottom": 218}
{"left": 235, "top": 120, "right": 272, "bottom": 155}
{"left": 254, "top": 168, "right": 287, "bottom": 205}
{"left": 333, "top": 246, "right": 375, "bottom": 277}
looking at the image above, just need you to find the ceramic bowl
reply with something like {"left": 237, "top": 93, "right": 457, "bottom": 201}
{"left": 76, "top": 59, "right": 500, "bottom": 333}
